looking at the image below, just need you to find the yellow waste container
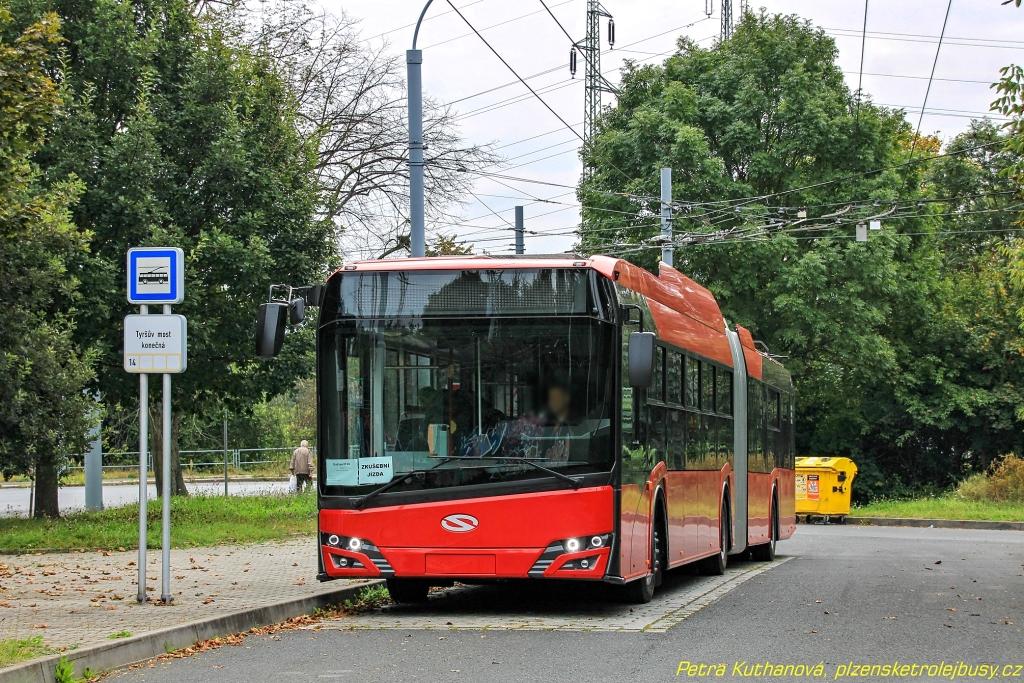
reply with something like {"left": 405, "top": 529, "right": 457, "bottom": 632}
{"left": 795, "top": 456, "right": 858, "bottom": 522}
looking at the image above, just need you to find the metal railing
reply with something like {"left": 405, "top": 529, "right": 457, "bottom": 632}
{"left": 65, "top": 447, "right": 317, "bottom": 482}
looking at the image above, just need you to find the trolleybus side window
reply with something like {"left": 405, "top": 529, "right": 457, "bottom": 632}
{"left": 718, "top": 370, "right": 733, "bottom": 416}
{"left": 684, "top": 355, "right": 699, "bottom": 409}
{"left": 700, "top": 361, "right": 713, "bottom": 413}
{"left": 652, "top": 346, "right": 665, "bottom": 403}
{"left": 667, "top": 351, "right": 682, "bottom": 406}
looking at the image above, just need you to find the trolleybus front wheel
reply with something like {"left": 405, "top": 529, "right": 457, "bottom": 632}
{"left": 622, "top": 519, "right": 663, "bottom": 604}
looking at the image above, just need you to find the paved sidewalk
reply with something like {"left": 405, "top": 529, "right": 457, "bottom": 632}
{"left": 0, "top": 539, "right": 367, "bottom": 654}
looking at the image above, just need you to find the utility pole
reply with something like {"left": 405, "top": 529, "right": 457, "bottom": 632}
{"left": 581, "top": 1, "right": 616, "bottom": 151}
{"left": 514, "top": 206, "right": 525, "bottom": 255}
{"left": 720, "top": 0, "right": 747, "bottom": 41}
{"left": 84, "top": 397, "right": 103, "bottom": 511}
{"left": 660, "top": 168, "right": 673, "bottom": 267}
{"left": 407, "top": 1, "right": 434, "bottom": 258}
{"left": 720, "top": 0, "right": 733, "bottom": 41}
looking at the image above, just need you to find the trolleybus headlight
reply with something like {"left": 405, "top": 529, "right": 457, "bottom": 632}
{"left": 590, "top": 535, "right": 604, "bottom": 548}
{"left": 347, "top": 537, "right": 363, "bottom": 551}
{"left": 564, "top": 537, "right": 582, "bottom": 553}
{"left": 327, "top": 534, "right": 340, "bottom": 547}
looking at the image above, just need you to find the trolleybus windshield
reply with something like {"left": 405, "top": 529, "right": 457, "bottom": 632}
{"left": 317, "top": 269, "right": 616, "bottom": 498}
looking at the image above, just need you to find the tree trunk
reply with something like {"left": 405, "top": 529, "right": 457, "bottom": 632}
{"left": 33, "top": 455, "right": 60, "bottom": 518}
{"left": 149, "top": 405, "right": 189, "bottom": 497}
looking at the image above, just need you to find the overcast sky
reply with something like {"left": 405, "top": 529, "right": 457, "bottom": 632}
{"left": 321, "top": 0, "right": 1024, "bottom": 257}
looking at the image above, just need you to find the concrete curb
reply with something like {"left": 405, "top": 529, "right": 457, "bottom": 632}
{"left": 842, "top": 516, "right": 1024, "bottom": 531}
{"left": 0, "top": 580, "right": 384, "bottom": 683}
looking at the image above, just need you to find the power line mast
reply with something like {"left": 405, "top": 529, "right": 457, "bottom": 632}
{"left": 719, "top": 0, "right": 747, "bottom": 41}
{"left": 574, "top": 1, "right": 617, "bottom": 154}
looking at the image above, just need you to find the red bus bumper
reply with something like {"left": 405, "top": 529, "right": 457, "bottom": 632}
{"left": 319, "top": 486, "right": 615, "bottom": 581}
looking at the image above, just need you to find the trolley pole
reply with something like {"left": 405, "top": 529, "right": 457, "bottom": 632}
{"left": 660, "top": 167, "right": 673, "bottom": 266}
{"left": 514, "top": 206, "right": 525, "bottom": 255}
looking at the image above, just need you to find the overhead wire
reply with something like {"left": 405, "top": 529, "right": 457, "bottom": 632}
{"left": 909, "top": 0, "right": 954, "bottom": 157}
{"left": 442, "top": 0, "right": 583, "bottom": 141}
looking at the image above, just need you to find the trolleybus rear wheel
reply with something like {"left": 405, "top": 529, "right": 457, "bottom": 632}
{"left": 751, "top": 496, "right": 777, "bottom": 561}
{"left": 700, "top": 501, "right": 729, "bottom": 576}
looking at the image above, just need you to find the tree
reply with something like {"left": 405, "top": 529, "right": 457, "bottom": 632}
{"left": 223, "top": 0, "right": 494, "bottom": 260}
{"left": 8, "top": 0, "right": 334, "bottom": 495}
{"left": 579, "top": 11, "right": 1024, "bottom": 494}
{"left": 0, "top": 8, "right": 96, "bottom": 516}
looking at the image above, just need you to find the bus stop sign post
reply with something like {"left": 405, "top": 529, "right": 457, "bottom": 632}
{"left": 125, "top": 247, "right": 186, "bottom": 604}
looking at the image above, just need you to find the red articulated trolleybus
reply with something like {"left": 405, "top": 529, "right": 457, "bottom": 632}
{"left": 291, "top": 255, "right": 795, "bottom": 603}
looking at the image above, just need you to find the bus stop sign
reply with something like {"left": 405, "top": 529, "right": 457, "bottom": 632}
{"left": 127, "top": 247, "right": 184, "bottom": 304}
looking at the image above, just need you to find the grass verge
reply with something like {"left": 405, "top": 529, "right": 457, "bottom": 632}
{"left": 853, "top": 495, "right": 1024, "bottom": 522}
{"left": 0, "top": 491, "right": 316, "bottom": 554}
{"left": 0, "top": 636, "right": 55, "bottom": 668}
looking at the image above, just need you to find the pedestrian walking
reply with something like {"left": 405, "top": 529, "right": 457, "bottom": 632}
{"left": 290, "top": 440, "right": 313, "bottom": 493}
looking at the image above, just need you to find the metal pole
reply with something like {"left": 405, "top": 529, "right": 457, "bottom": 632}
{"left": 160, "top": 304, "right": 172, "bottom": 603}
{"left": 84, "top": 408, "right": 103, "bottom": 511}
{"left": 408, "top": 1, "right": 433, "bottom": 258}
{"left": 514, "top": 206, "right": 525, "bottom": 255}
{"left": 660, "top": 167, "right": 673, "bottom": 266}
{"left": 223, "top": 412, "right": 229, "bottom": 496}
{"left": 137, "top": 305, "right": 149, "bottom": 603}
{"left": 407, "top": 48, "right": 425, "bottom": 258}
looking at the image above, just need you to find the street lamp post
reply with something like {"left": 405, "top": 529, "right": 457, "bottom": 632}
{"left": 407, "top": 1, "right": 434, "bottom": 258}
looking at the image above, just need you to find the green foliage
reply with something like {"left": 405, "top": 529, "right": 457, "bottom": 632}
{"left": 957, "top": 454, "right": 1024, "bottom": 503}
{"left": 580, "top": 11, "right": 1024, "bottom": 494}
{"left": 427, "top": 233, "right": 473, "bottom": 256}
{"left": 2, "top": 0, "right": 336, "bottom": 497}
{"left": 0, "top": 635, "right": 54, "bottom": 667}
{"left": 52, "top": 657, "right": 74, "bottom": 683}
{"left": 106, "top": 630, "right": 132, "bottom": 640}
{"left": 0, "top": 7, "right": 96, "bottom": 515}
{"left": 853, "top": 495, "right": 1024, "bottom": 522}
{"left": 0, "top": 489, "right": 316, "bottom": 552}
{"left": 342, "top": 584, "right": 391, "bottom": 612}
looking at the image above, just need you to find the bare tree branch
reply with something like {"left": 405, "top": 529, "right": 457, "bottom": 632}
{"left": 215, "top": 0, "right": 495, "bottom": 260}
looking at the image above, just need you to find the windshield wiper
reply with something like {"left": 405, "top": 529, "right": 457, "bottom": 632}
{"left": 352, "top": 457, "right": 456, "bottom": 509}
{"left": 497, "top": 458, "right": 582, "bottom": 489}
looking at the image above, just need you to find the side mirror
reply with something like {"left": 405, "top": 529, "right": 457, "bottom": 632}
{"left": 304, "top": 284, "right": 323, "bottom": 308}
{"left": 289, "top": 298, "right": 305, "bottom": 325}
{"left": 628, "top": 331, "right": 656, "bottom": 388}
{"left": 256, "top": 302, "right": 288, "bottom": 358}
{"left": 621, "top": 304, "right": 643, "bottom": 327}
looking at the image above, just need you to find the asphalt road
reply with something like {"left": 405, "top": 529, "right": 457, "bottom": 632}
{"left": 113, "top": 525, "right": 1024, "bottom": 682}
{"left": 0, "top": 481, "right": 289, "bottom": 517}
